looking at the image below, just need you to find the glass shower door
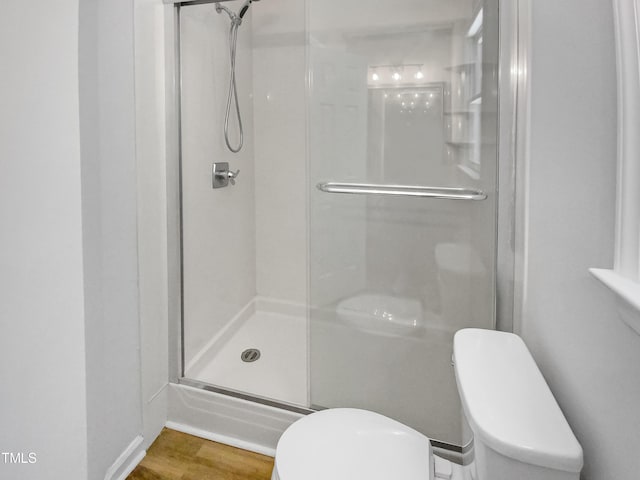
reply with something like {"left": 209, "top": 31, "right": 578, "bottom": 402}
{"left": 308, "top": 0, "right": 499, "bottom": 447}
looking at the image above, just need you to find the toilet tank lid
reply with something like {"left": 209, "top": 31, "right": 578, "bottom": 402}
{"left": 453, "top": 329, "right": 583, "bottom": 473}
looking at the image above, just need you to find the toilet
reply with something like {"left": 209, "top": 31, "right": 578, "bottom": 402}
{"left": 271, "top": 328, "right": 583, "bottom": 480}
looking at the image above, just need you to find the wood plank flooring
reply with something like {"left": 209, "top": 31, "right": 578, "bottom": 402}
{"left": 127, "top": 428, "right": 274, "bottom": 480}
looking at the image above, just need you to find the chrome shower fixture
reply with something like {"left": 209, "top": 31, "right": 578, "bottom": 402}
{"left": 215, "top": 0, "right": 260, "bottom": 153}
{"left": 215, "top": 0, "right": 257, "bottom": 26}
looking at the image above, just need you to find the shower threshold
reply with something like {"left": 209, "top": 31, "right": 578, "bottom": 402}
{"left": 178, "top": 377, "right": 314, "bottom": 415}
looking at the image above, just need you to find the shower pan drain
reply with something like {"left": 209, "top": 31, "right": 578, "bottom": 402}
{"left": 241, "top": 348, "right": 261, "bottom": 363}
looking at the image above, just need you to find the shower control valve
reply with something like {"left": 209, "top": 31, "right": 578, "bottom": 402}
{"left": 212, "top": 162, "right": 240, "bottom": 189}
{"left": 228, "top": 168, "right": 240, "bottom": 185}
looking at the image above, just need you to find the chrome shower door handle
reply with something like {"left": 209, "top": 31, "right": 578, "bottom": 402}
{"left": 316, "top": 182, "right": 487, "bottom": 201}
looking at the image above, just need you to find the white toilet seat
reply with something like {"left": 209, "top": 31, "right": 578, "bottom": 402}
{"left": 272, "top": 408, "right": 434, "bottom": 480}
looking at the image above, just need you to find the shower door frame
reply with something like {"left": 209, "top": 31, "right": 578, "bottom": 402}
{"left": 163, "top": 0, "right": 529, "bottom": 445}
{"left": 166, "top": 1, "right": 314, "bottom": 416}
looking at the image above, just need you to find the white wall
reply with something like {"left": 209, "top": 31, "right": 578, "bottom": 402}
{"left": 78, "top": 0, "right": 145, "bottom": 478}
{"left": 134, "top": 0, "right": 171, "bottom": 447}
{"left": 0, "top": 2, "right": 89, "bottom": 479}
{"left": 1, "top": 1, "right": 148, "bottom": 479}
{"left": 519, "top": 1, "right": 640, "bottom": 479}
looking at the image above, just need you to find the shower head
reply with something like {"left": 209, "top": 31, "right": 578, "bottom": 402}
{"left": 238, "top": 0, "right": 259, "bottom": 19}
{"left": 215, "top": 0, "right": 259, "bottom": 24}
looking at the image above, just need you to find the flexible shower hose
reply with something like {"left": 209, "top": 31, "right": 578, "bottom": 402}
{"left": 223, "top": 19, "right": 243, "bottom": 153}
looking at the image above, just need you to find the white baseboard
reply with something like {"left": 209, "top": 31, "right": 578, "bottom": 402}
{"left": 103, "top": 435, "right": 145, "bottom": 480}
{"left": 167, "top": 383, "right": 303, "bottom": 456}
{"left": 143, "top": 384, "right": 168, "bottom": 450}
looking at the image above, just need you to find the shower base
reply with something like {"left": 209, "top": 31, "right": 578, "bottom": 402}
{"left": 183, "top": 295, "right": 463, "bottom": 446}
{"left": 186, "top": 298, "right": 308, "bottom": 406}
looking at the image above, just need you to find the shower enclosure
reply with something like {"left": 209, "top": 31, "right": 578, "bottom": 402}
{"left": 177, "top": 0, "right": 499, "bottom": 449}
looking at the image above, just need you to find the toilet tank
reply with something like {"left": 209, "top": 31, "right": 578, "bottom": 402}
{"left": 453, "top": 329, "right": 583, "bottom": 480}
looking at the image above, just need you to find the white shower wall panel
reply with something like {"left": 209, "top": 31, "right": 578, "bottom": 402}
{"left": 308, "top": 0, "right": 472, "bottom": 35}
{"left": 252, "top": 1, "right": 308, "bottom": 305}
{"left": 181, "top": 5, "right": 257, "bottom": 367}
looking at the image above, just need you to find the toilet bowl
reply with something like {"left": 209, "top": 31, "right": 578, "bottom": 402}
{"left": 272, "top": 329, "right": 583, "bottom": 480}
{"left": 271, "top": 408, "right": 461, "bottom": 480}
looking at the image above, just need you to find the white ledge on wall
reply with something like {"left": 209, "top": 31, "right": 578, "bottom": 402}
{"left": 589, "top": 268, "right": 640, "bottom": 335}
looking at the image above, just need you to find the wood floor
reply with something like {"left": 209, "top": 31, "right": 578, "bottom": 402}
{"left": 127, "top": 428, "right": 274, "bottom": 480}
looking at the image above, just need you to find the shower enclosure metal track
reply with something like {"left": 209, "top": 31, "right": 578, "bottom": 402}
{"left": 179, "top": 377, "right": 315, "bottom": 415}
{"left": 317, "top": 182, "right": 487, "bottom": 201}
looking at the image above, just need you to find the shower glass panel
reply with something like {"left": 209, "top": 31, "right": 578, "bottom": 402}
{"left": 179, "top": 2, "right": 309, "bottom": 407}
{"left": 308, "top": 0, "right": 499, "bottom": 446}
{"left": 177, "top": 0, "right": 499, "bottom": 448}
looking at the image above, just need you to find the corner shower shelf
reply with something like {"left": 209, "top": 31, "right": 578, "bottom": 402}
{"left": 444, "top": 110, "right": 475, "bottom": 115}
{"left": 445, "top": 63, "right": 476, "bottom": 72}
{"left": 589, "top": 268, "right": 640, "bottom": 336}
{"left": 469, "top": 93, "right": 482, "bottom": 105}
{"left": 457, "top": 164, "right": 481, "bottom": 181}
{"left": 446, "top": 141, "right": 475, "bottom": 148}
